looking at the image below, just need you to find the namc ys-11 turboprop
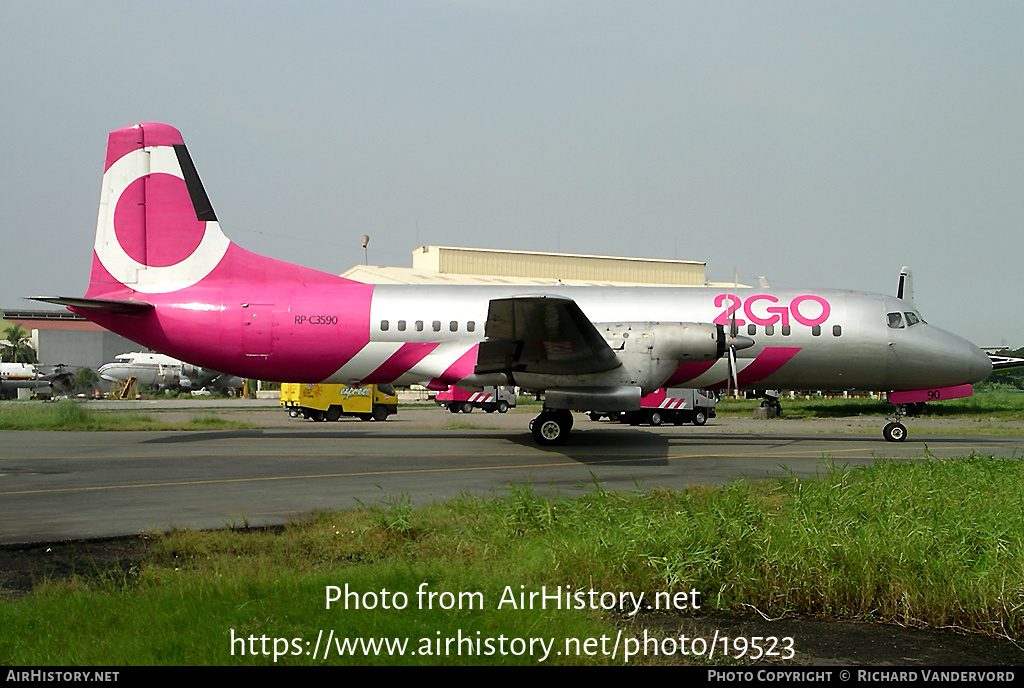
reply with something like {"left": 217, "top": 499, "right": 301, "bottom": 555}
{"left": 34, "top": 123, "right": 994, "bottom": 445}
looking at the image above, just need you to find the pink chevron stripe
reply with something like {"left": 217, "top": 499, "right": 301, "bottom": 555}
{"left": 664, "top": 360, "right": 718, "bottom": 387}
{"left": 362, "top": 342, "right": 440, "bottom": 384}
{"left": 709, "top": 346, "right": 802, "bottom": 390}
{"left": 428, "top": 344, "right": 479, "bottom": 390}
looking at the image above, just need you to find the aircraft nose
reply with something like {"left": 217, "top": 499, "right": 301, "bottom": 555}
{"left": 894, "top": 327, "right": 994, "bottom": 389}
{"left": 942, "top": 334, "right": 993, "bottom": 385}
{"left": 967, "top": 345, "right": 993, "bottom": 383}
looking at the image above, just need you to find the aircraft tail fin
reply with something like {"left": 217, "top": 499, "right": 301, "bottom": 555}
{"left": 86, "top": 123, "right": 232, "bottom": 299}
{"left": 897, "top": 266, "right": 914, "bottom": 303}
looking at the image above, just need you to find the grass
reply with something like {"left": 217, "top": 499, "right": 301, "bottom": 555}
{"left": 715, "top": 390, "right": 1024, "bottom": 420}
{"left": 0, "top": 401, "right": 257, "bottom": 431}
{"left": 1, "top": 455, "right": 1022, "bottom": 664}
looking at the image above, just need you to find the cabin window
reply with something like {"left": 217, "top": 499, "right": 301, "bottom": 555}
{"left": 450, "top": 321, "right": 458, "bottom": 332}
{"left": 765, "top": 325, "right": 774, "bottom": 336}
{"left": 397, "top": 320, "right": 406, "bottom": 332}
{"left": 812, "top": 325, "right": 821, "bottom": 336}
{"left": 887, "top": 312, "right": 904, "bottom": 329}
{"left": 833, "top": 325, "right": 842, "bottom": 337}
{"left": 432, "top": 320, "right": 441, "bottom": 332}
{"left": 467, "top": 321, "right": 476, "bottom": 332}
{"left": 380, "top": 320, "right": 389, "bottom": 331}
{"left": 781, "top": 325, "right": 791, "bottom": 336}
{"left": 747, "top": 324, "right": 756, "bottom": 336}
{"left": 416, "top": 321, "right": 424, "bottom": 332}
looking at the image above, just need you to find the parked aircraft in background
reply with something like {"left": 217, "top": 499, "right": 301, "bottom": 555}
{"left": 0, "top": 362, "right": 75, "bottom": 398}
{"left": 33, "top": 123, "right": 993, "bottom": 444}
{"left": 98, "top": 352, "right": 242, "bottom": 391}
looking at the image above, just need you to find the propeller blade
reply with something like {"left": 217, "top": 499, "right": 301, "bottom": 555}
{"left": 728, "top": 267, "right": 740, "bottom": 395}
{"left": 729, "top": 345, "right": 739, "bottom": 392}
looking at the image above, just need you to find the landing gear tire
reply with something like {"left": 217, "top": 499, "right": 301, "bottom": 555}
{"left": 531, "top": 410, "right": 572, "bottom": 446}
{"left": 883, "top": 422, "right": 907, "bottom": 442}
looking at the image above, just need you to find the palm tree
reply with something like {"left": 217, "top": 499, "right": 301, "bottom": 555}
{"left": 1, "top": 324, "right": 37, "bottom": 363}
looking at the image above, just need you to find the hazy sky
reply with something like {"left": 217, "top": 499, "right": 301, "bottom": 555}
{"left": 2, "top": 2, "right": 1021, "bottom": 345}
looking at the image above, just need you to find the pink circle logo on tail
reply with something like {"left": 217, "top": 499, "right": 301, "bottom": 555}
{"left": 114, "top": 175, "right": 207, "bottom": 268}
{"left": 95, "top": 146, "right": 229, "bottom": 294}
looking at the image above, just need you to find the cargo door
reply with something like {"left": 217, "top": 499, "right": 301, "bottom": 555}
{"left": 241, "top": 303, "right": 274, "bottom": 357}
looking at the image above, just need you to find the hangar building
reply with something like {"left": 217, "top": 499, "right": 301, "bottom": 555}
{"left": 342, "top": 245, "right": 717, "bottom": 286}
{"left": 2, "top": 309, "right": 136, "bottom": 373}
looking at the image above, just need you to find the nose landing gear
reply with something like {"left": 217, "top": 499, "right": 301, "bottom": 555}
{"left": 883, "top": 404, "right": 908, "bottom": 442}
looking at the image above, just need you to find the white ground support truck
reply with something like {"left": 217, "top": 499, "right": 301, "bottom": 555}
{"left": 436, "top": 385, "right": 517, "bottom": 414}
{"left": 587, "top": 388, "right": 717, "bottom": 426}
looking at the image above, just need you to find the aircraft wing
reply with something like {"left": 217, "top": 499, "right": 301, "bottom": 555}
{"left": 474, "top": 295, "right": 620, "bottom": 376}
{"left": 988, "top": 353, "right": 1024, "bottom": 370}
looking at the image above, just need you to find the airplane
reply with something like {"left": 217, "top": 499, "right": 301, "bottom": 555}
{"left": 97, "top": 351, "right": 243, "bottom": 391}
{"left": 0, "top": 362, "right": 75, "bottom": 398}
{"left": 32, "top": 123, "right": 993, "bottom": 445}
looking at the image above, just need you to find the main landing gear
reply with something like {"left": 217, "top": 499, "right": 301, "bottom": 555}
{"left": 530, "top": 409, "right": 574, "bottom": 446}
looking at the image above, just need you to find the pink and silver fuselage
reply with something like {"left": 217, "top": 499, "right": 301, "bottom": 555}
{"left": 78, "top": 276, "right": 991, "bottom": 394}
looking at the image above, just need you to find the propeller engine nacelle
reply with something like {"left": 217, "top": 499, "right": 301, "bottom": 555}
{"left": 596, "top": 322, "right": 754, "bottom": 395}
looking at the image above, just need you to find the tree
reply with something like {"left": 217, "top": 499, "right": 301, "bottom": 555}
{"left": 1, "top": 324, "right": 37, "bottom": 363}
{"left": 74, "top": 367, "right": 99, "bottom": 394}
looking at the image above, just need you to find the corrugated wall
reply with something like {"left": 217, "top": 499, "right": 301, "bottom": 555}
{"left": 413, "top": 246, "right": 705, "bottom": 286}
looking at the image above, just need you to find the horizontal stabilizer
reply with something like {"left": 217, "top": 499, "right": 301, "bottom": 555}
{"left": 28, "top": 296, "right": 154, "bottom": 314}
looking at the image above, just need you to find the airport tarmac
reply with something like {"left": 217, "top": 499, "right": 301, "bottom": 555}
{"left": 3, "top": 401, "right": 1023, "bottom": 666}
{"left": 2, "top": 401, "right": 1022, "bottom": 544}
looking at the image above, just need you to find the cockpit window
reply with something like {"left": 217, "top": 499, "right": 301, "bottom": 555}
{"left": 904, "top": 312, "right": 921, "bottom": 326}
{"left": 887, "top": 312, "right": 904, "bottom": 329}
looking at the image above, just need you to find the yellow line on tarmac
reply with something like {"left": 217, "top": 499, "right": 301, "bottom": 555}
{"left": 0, "top": 458, "right": 603, "bottom": 496}
{"left": 0, "top": 442, "right": 963, "bottom": 498}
